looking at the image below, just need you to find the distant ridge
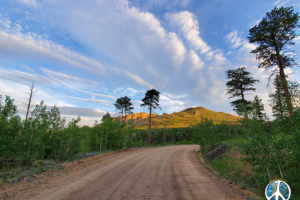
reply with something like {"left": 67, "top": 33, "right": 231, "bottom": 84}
{"left": 112, "top": 106, "right": 241, "bottom": 129}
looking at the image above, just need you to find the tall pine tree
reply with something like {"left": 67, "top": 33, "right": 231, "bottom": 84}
{"left": 248, "top": 6, "right": 300, "bottom": 123}
{"left": 123, "top": 96, "right": 134, "bottom": 122}
{"left": 141, "top": 89, "right": 161, "bottom": 145}
{"left": 114, "top": 96, "right": 134, "bottom": 123}
{"left": 225, "top": 67, "right": 259, "bottom": 118}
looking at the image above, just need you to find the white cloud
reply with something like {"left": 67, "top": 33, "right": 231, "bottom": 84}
{"left": 163, "top": 93, "right": 187, "bottom": 99}
{"left": 0, "top": 14, "right": 11, "bottom": 29}
{"left": 40, "top": 68, "right": 98, "bottom": 89}
{"left": 2, "top": 1, "right": 226, "bottom": 108}
{"left": 0, "top": 27, "right": 109, "bottom": 76}
{"left": 58, "top": 106, "right": 106, "bottom": 118}
{"left": 0, "top": 68, "right": 99, "bottom": 94}
{"left": 248, "top": 18, "right": 262, "bottom": 28}
{"left": 113, "top": 87, "right": 143, "bottom": 97}
{"left": 71, "top": 97, "right": 110, "bottom": 105}
{"left": 225, "top": 30, "right": 243, "bottom": 48}
{"left": 123, "top": 71, "right": 154, "bottom": 89}
{"left": 42, "top": 0, "right": 188, "bottom": 89}
{"left": 78, "top": 90, "right": 115, "bottom": 99}
{"left": 274, "top": 0, "right": 289, "bottom": 6}
{"left": 187, "top": 50, "right": 204, "bottom": 74}
{"left": 17, "top": 0, "right": 39, "bottom": 7}
{"left": 213, "top": 52, "right": 227, "bottom": 66}
{"left": 133, "top": 100, "right": 143, "bottom": 104}
{"left": 164, "top": 11, "right": 211, "bottom": 54}
{"left": 129, "top": 0, "right": 190, "bottom": 11}
{"left": 63, "top": 115, "right": 102, "bottom": 127}
{"left": 294, "top": 36, "right": 300, "bottom": 44}
{"left": 0, "top": 69, "right": 52, "bottom": 85}
{"left": 160, "top": 95, "right": 185, "bottom": 112}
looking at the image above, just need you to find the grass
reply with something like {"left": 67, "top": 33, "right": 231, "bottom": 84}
{"left": 200, "top": 139, "right": 265, "bottom": 199}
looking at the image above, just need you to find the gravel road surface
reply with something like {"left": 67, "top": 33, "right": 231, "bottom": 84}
{"left": 2, "top": 145, "right": 245, "bottom": 199}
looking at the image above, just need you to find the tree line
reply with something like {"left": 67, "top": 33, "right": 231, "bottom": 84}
{"left": 226, "top": 6, "right": 300, "bottom": 124}
{"left": 114, "top": 89, "right": 162, "bottom": 146}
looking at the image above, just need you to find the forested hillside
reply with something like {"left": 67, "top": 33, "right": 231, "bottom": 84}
{"left": 112, "top": 106, "right": 241, "bottom": 128}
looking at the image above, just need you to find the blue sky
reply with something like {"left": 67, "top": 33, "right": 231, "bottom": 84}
{"left": 0, "top": 0, "right": 300, "bottom": 126}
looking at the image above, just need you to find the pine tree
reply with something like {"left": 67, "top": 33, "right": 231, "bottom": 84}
{"left": 102, "top": 112, "right": 112, "bottom": 122}
{"left": 225, "top": 67, "right": 259, "bottom": 118}
{"left": 123, "top": 96, "right": 134, "bottom": 122}
{"left": 269, "top": 75, "right": 288, "bottom": 119}
{"left": 248, "top": 6, "right": 300, "bottom": 123}
{"left": 114, "top": 96, "right": 134, "bottom": 123}
{"left": 141, "top": 89, "right": 162, "bottom": 145}
{"left": 288, "top": 80, "right": 300, "bottom": 110}
{"left": 251, "top": 95, "right": 267, "bottom": 121}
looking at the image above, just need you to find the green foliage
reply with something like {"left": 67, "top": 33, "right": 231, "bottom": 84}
{"left": 192, "top": 108, "right": 300, "bottom": 198}
{"left": 50, "top": 117, "right": 82, "bottom": 159}
{"left": 225, "top": 67, "right": 259, "bottom": 117}
{"left": 250, "top": 95, "right": 267, "bottom": 122}
{"left": 0, "top": 95, "right": 22, "bottom": 159}
{"left": 248, "top": 6, "right": 300, "bottom": 70}
{"left": 237, "top": 113, "right": 300, "bottom": 199}
{"left": 191, "top": 117, "right": 238, "bottom": 154}
{"left": 141, "top": 88, "right": 162, "bottom": 145}
{"left": 102, "top": 112, "right": 112, "bottom": 122}
{"left": 140, "top": 89, "right": 162, "bottom": 111}
{"left": 0, "top": 96, "right": 81, "bottom": 161}
{"left": 248, "top": 6, "right": 300, "bottom": 122}
{"left": 288, "top": 80, "right": 300, "bottom": 109}
{"left": 114, "top": 96, "right": 134, "bottom": 123}
{"left": 269, "top": 75, "right": 288, "bottom": 119}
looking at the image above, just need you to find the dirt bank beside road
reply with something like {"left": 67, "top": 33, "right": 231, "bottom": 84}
{"left": 1, "top": 145, "right": 246, "bottom": 200}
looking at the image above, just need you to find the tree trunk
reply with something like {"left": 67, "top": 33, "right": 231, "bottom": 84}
{"left": 65, "top": 138, "right": 71, "bottom": 157}
{"left": 241, "top": 86, "right": 248, "bottom": 119}
{"left": 100, "top": 130, "right": 103, "bottom": 152}
{"left": 122, "top": 108, "right": 124, "bottom": 123}
{"left": 279, "top": 67, "right": 294, "bottom": 121}
{"left": 105, "top": 128, "right": 108, "bottom": 151}
{"left": 95, "top": 127, "right": 97, "bottom": 151}
{"left": 148, "top": 106, "right": 152, "bottom": 145}
{"left": 87, "top": 132, "right": 90, "bottom": 153}
{"left": 26, "top": 82, "right": 35, "bottom": 121}
{"left": 124, "top": 109, "right": 127, "bottom": 124}
{"left": 275, "top": 44, "right": 294, "bottom": 123}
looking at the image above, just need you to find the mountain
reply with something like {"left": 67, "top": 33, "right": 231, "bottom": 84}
{"left": 112, "top": 106, "right": 241, "bottom": 129}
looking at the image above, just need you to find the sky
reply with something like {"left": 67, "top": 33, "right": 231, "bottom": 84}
{"left": 0, "top": 0, "right": 300, "bottom": 126}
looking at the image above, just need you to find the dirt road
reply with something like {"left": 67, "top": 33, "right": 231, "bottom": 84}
{"left": 1, "top": 145, "right": 246, "bottom": 200}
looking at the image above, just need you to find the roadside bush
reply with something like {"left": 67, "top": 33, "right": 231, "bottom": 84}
{"left": 237, "top": 108, "right": 300, "bottom": 199}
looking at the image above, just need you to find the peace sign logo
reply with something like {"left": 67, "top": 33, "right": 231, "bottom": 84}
{"left": 265, "top": 180, "right": 291, "bottom": 200}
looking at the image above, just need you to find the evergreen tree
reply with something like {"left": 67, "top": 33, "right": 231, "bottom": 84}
{"left": 248, "top": 6, "right": 300, "bottom": 123}
{"left": 269, "top": 76, "right": 300, "bottom": 119}
{"left": 141, "top": 89, "right": 162, "bottom": 145}
{"left": 114, "top": 97, "right": 125, "bottom": 123}
{"left": 251, "top": 95, "right": 267, "bottom": 121}
{"left": 102, "top": 112, "right": 112, "bottom": 122}
{"left": 225, "top": 67, "right": 259, "bottom": 118}
{"left": 113, "top": 96, "right": 134, "bottom": 123}
{"left": 289, "top": 80, "right": 300, "bottom": 110}
{"left": 123, "top": 96, "right": 134, "bottom": 121}
{"left": 269, "top": 75, "right": 288, "bottom": 119}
